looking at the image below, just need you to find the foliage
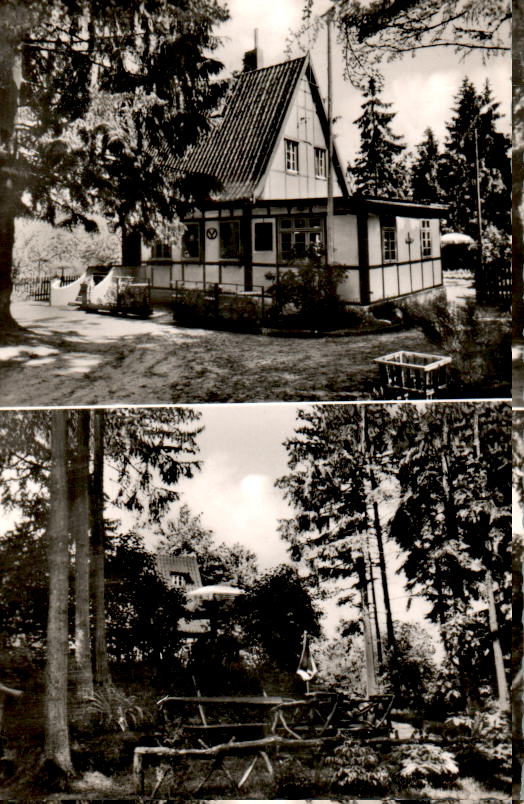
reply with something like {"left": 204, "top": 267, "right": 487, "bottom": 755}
{"left": 400, "top": 292, "right": 510, "bottom": 394}
{"left": 387, "top": 742, "right": 459, "bottom": 788}
{"left": 83, "top": 685, "right": 153, "bottom": 732}
{"left": 443, "top": 704, "right": 511, "bottom": 785}
{"left": 265, "top": 246, "right": 347, "bottom": 331}
{"left": 172, "top": 287, "right": 262, "bottom": 333}
{"left": 439, "top": 78, "right": 511, "bottom": 237}
{"left": 410, "top": 128, "right": 443, "bottom": 204}
{"left": 104, "top": 407, "right": 202, "bottom": 525}
{"left": 384, "top": 622, "right": 439, "bottom": 711}
{"left": 236, "top": 564, "right": 321, "bottom": 673}
{"left": 104, "top": 533, "right": 186, "bottom": 670}
{"left": 481, "top": 223, "right": 511, "bottom": 274}
{"left": 315, "top": 635, "right": 366, "bottom": 695}
{"left": 0, "top": 0, "right": 230, "bottom": 323}
{"left": 328, "top": 738, "right": 389, "bottom": 794}
{"left": 273, "top": 755, "right": 316, "bottom": 797}
{"left": 13, "top": 218, "right": 120, "bottom": 280}
{"left": 156, "top": 504, "right": 259, "bottom": 588}
{"left": 296, "top": 0, "right": 510, "bottom": 89}
{"left": 351, "top": 79, "right": 406, "bottom": 197}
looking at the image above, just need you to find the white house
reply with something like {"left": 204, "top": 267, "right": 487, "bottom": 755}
{"left": 140, "top": 52, "right": 445, "bottom": 306}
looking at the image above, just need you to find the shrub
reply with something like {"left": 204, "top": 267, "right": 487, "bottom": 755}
{"left": 172, "top": 287, "right": 261, "bottom": 332}
{"left": 273, "top": 755, "right": 315, "bottom": 797}
{"left": 82, "top": 686, "right": 153, "bottom": 732}
{"left": 442, "top": 703, "right": 511, "bottom": 787}
{"left": 327, "top": 737, "right": 390, "bottom": 795}
{"left": 387, "top": 742, "right": 459, "bottom": 789}
{"left": 399, "top": 292, "right": 510, "bottom": 394}
{"left": 265, "top": 245, "right": 347, "bottom": 331}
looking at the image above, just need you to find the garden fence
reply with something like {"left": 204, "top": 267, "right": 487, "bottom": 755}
{"left": 13, "top": 274, "right": 79, "bottom": 302}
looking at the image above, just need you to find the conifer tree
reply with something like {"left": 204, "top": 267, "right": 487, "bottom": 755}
{"left": 410, "top": 127, "right": 442, "bottom": 204}
{"left": 0, "top": 0, "right": 229, "bottom": 330}
{"left": 439, "top": 77, "right": 510, "bottom": 236}
{"left": 351, "top": 79, "right": 406, "bottom": 197}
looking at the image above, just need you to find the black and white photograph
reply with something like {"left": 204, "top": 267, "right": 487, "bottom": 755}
{"left": 0, "top": 0, "right": 511, "bottom": 404}
{"left": 0, "top": 402, "right": 513, "bottom": 798}
{"left": 0, "top": 0, "right": 515, "bottom": 801}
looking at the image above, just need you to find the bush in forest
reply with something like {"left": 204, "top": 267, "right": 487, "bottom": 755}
{"left": 400, "top": 292, "right": 510, "bottom": 394}
{"left": 387, "top": 742, "right": 460, "bottom": 788}
{"left": 442, "top": 703, "right": 511, "bottom": 787}
{"left": 327, "top": 738, "right": 390, "bottom": 795}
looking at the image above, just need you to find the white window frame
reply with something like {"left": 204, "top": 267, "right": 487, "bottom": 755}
{"left": 421, "top": 219, "right": 432, "bottom": 258}
{"left": 382, "top": 224, "right": 398, "bottom": 263}
{"left": 285, "top": 139, "right": 299, "bottom": 173}
{"left": 314, "top": 147, "right": 327, "bottom": 179}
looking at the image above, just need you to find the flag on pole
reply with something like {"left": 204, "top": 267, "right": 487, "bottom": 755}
{"left": 296, "top": 631, "right": 318, "bottom": 682}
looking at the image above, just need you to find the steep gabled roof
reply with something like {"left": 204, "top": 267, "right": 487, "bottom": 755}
{"left": 156, "top": 554, "right": 202, "bottom": 588}
{"left": 165, "top": 54, "right": 348, "bottom": 201}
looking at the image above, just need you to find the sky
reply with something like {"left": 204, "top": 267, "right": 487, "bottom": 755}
{"left": 212, "top": 0, "right": 511, "bottom": 165}
{"left": 155, "top": 402, "right": 437, "bottom": 643}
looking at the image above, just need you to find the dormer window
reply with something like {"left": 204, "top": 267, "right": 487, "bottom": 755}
{"left": 170, "top": 572, "right": 185, "bottom": 588}
{"left": 285, "top": 139, "right": 299, "bottom": 173}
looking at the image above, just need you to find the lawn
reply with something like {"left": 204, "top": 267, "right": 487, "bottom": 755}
{"left": 0, "top": 301, "right": 442, "bottom": 406}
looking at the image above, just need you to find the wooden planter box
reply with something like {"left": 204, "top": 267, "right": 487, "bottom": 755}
{"left": 374, "top": 350, "right": 452, "bottom": 398}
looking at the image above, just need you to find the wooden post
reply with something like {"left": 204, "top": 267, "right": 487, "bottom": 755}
{"left": 325, "top": 8, "right": 335, "bottom": 267}
{"left": 357, "top": 211, "right": 370, "bottom": 304}
{"left": 243, "top": 205, "right": 253, "bottom": 291}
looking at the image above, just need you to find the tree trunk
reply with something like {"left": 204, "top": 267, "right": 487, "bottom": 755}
{"left": 121, "top": 226, "right": 142, "bottom": 266}
{"left": 513, "top": 0, "right": 524, "bottom": 338}
{"left": 70, "top": 410, "right": 94, "bottom": 700}
{"left": 473, "top": 411, "right": 510, "bottom": 710}
{"left": 359, "top": 407, "right": 378, "bottom": 696}
{"left": 0, "top": 36, "right": 23, "bottom": 333}
{"left": 44, "top": 410, "right": 73, "bottom": 776}
{"left": 90, "top": 409, "right": 111, "bottom": 688}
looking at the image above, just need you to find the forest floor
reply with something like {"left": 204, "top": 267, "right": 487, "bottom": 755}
{"left": 0, "top": 275, "right": 506, "bottom": 407}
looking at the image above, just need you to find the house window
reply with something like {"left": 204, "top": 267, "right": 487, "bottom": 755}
{"left": 278, "top": 216, "right": 323, "bottom": 262}
{"left": 220, "top": 220, "right": 241, "bottom": 259}
{"left": 314, "top": 147, "right": 327, "bottom": 178}
{"left": 170, "top": 572, "right": 185, "bottom": 589}
{"left": 285, "top": 139, "right": 299, "bottom": 173}
{"left": 151, "top": 242, "right": 171, "bottom": 259}
{"left": 421, "top": 219, "right": 432, "bottom": 258}
{"left": 254, "top": 222, "right": 273, "bottom": 252}
{"left": 381, "top": 219, "right": 397, "bottom": 262}
{"left": 182, "top": 222, "right": 202, "bottom": 260}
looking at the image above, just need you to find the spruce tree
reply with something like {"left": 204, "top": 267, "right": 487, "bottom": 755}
{"left": 439, "top": 77, "right": 510, "bottom": 236}
{"left": 352, "top": 79, "right": 406, "bottom": 197}
{"left": 410, "top": 127, "right": 442, "bottom": 204}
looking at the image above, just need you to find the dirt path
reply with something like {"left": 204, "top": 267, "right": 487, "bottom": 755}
{"left": 0, "top": 302, "right": 442, "bottom": 406}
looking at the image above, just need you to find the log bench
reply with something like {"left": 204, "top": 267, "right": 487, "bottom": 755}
{"left": 133, "top": 734, "right": 334, "bottom": 795}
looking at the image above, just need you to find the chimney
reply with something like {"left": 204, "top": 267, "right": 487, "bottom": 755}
{"left": 242, "top": 29, "right": 263, "bottom": 71}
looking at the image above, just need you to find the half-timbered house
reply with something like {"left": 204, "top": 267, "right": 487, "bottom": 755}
{"left": 140, "top": 52, "right": 446, "bottom": 306}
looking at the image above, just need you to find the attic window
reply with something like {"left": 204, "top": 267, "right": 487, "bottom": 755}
{"left": 170, "top": 572, "right": 185, "bottom": 588}
{"left": 285, "top": 139, "right": 299, "bottom": 173}
{"left": 314, "top": 147, "right": 327, "bottom": 178}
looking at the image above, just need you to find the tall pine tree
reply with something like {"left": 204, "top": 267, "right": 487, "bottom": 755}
{"left": 410, "top": 127, "right": 442, "bottom": 204}
{"left": 352, "top": 79, "right": 406, "bottom": 197}
{"left": 439, "top": 77, "right": 510, "bottom": 237}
